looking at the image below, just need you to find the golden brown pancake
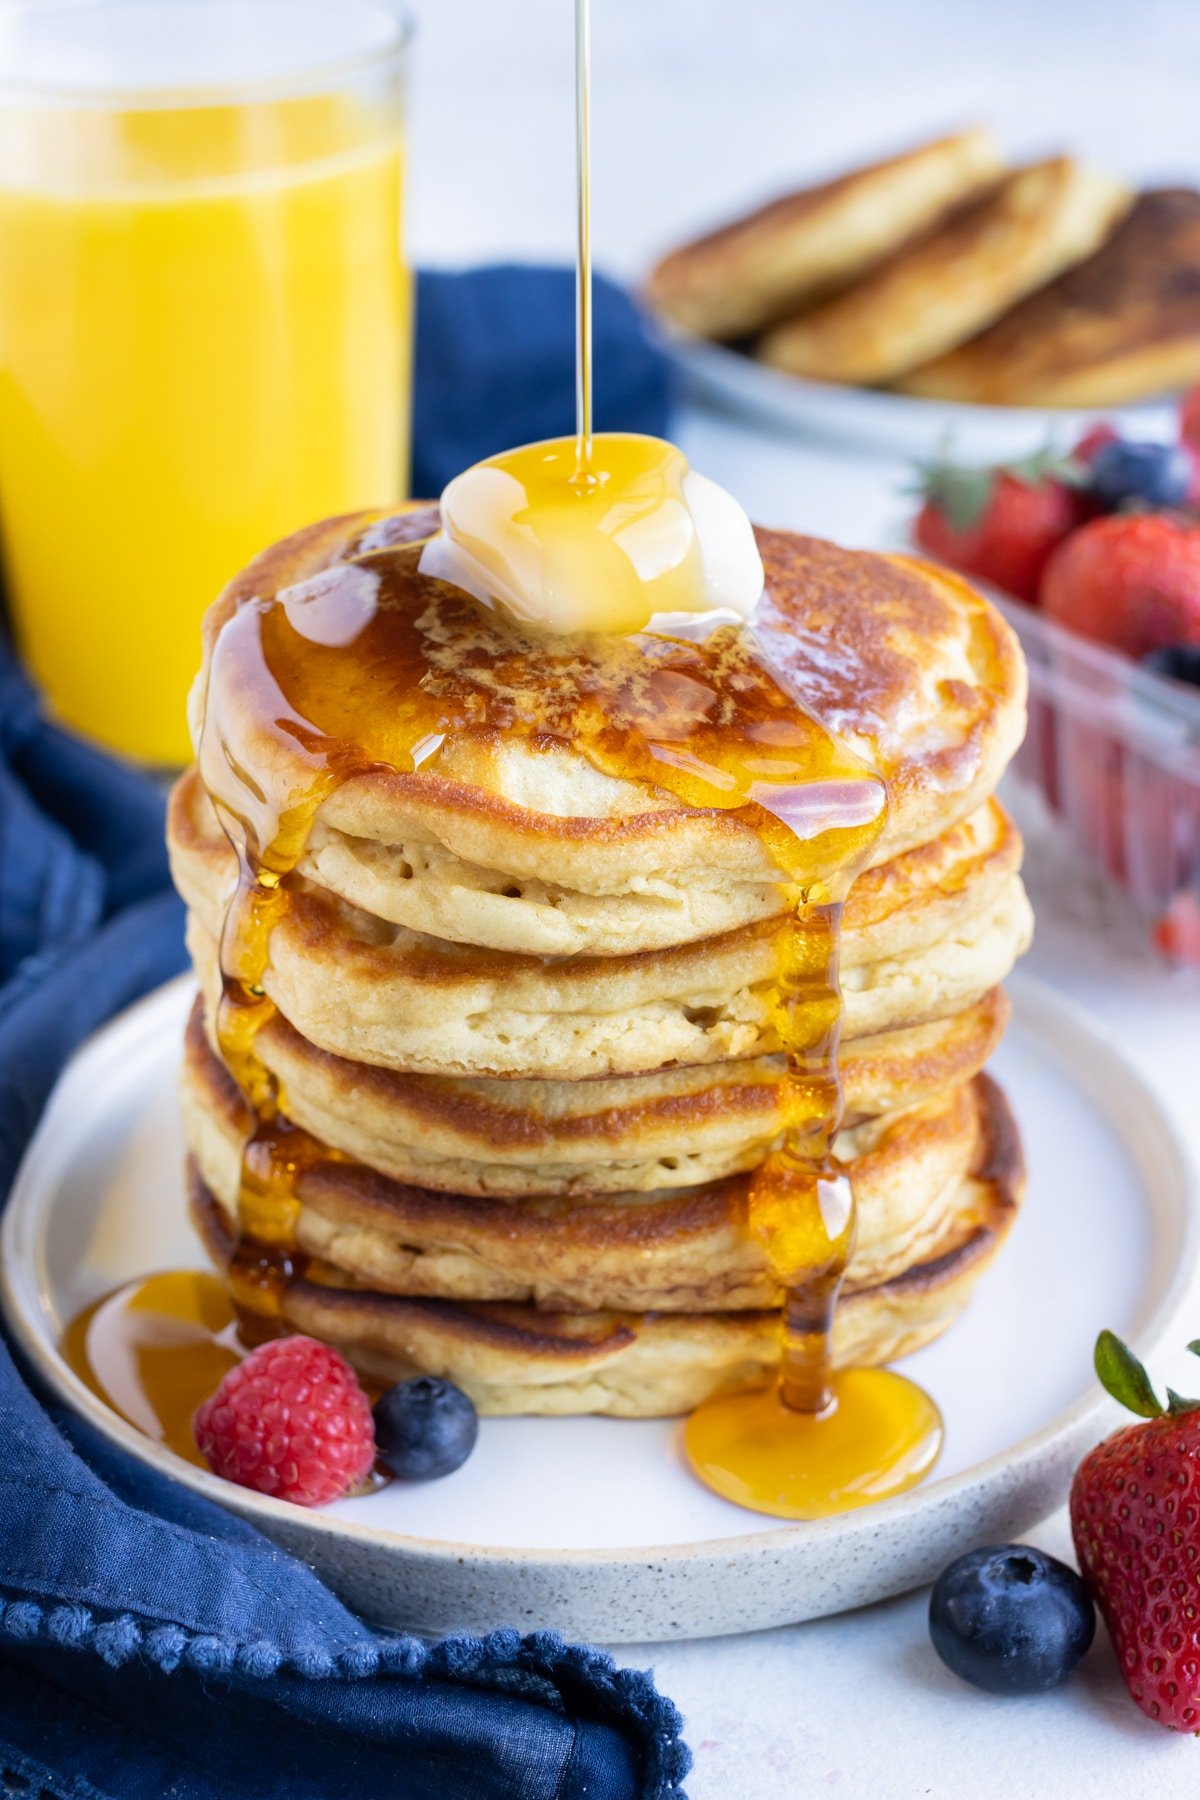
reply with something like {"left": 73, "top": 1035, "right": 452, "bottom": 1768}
{"left": 644, "top": 128, "right": 1004, "bottom": 339}
{"left": 759, "top": 159, "right": 1131, "bottom": 385}
{"left": 188, "top": 1080, "right": 1022, "bottom": 1415}
{"left": 183, "top": 1013, "right": 1003, "bottom": 1309}
{"left": 187, "top": 985, "right": 1010, "bottom": 1195}
{"left": 173, "top": 748, "right": 1023, "bottom": 955}
{"left": 186, "top": 521, "right": 1026, "bottom": 908}
{"left": 171, "top": 767, "right": 1022, "bottom": 961}
{"left": 898, "top": 189, "right": 1200, "bottom": 405}
{"left": 178, "top": 863, "right": 1031, "bottom": 1081}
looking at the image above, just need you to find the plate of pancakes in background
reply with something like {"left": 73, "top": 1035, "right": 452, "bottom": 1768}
{"left": 644, "top": 128, "right": 1198, "bottom": 458}
{"left": 2, "top": 510, "right": 1196, "bottom": 1642}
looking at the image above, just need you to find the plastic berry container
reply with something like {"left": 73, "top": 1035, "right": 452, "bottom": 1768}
{"left": 990, "top": 589, "right": 1200, "bottom": 964}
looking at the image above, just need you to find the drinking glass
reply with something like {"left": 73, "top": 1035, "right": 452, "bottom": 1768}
{"left": 0, "top": 0, "right": 413, "bottom": 763}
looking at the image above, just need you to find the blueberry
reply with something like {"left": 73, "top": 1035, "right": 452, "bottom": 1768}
{"left": 373, "top": 1376, "right": 478, "bottom": 1480}
{"left": 1141, "top": 644, "right": 1200, "bottom": 689}
{"left": 928, "top": 1544, "right": 1095, "bottom": 1695}
{"left": 1089, "top": 439, "right": 1192, "bottom": 511}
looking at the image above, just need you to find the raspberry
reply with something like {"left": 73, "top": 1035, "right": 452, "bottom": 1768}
{"left": 194, "top": 1335, "right": 376, "bottom": 1506}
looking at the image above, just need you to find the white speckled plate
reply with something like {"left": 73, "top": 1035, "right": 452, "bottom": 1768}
{"left": 2, "top": 973, "right": 1194, "bottom": 1642}
{"left": 660, "top": 325, "right": 1177, "bottom": 463}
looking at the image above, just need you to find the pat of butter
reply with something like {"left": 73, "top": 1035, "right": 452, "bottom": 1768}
{"left": 420, "top": 434, "right": 764, "bottom": 634}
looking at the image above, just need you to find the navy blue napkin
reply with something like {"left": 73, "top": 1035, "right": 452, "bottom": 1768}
{"left": 412, "top": 264, "right": 674, "bottom": 496}
{"left": 0, "top": 265, "right": 687, "bottom": 1800}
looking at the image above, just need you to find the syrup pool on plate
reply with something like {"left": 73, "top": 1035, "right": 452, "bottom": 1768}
{"left": 64, "top": 1268, "right": 390, "bottom": 1493}
{"left": 63, "top": 1270, "right": 241, "bottom": 1469}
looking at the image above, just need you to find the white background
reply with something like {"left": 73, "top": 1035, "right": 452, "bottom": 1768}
{"left": 408, "top": 0, "right": 1200, "bottom": 276}
{"left": 406, "top": 5, "right": 1200, "bottom": 1793}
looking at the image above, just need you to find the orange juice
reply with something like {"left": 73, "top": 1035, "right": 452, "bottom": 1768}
{"left": 0, "top": 90, "right": 409, "bottom": 763}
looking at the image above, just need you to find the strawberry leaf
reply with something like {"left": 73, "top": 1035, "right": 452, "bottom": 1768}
{"left": 910, "top": 439, "right": 1092, "bottom": 536}
{"left": 1094, "top": 1329, "right": 1164, "bottom": 1418}
{"left": 1186, "top": 1339, "right": 1200, "bottom": 1358}
{"left": 1167, "top": 1388, "right": 1200, "bottom": 1416}
{"left": 914, "top": 460, "right": 996, "bottom": 534}
{"left": 1008, "top": 446, "right": 1092, "bottom": 492}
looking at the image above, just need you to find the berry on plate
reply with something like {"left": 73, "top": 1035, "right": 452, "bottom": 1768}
{"left": 194, "top": 1334, "right": 376, "bottom": 1506}
{"left": 1041, "top": 513, "right": 1200, "bottom": 657}
{"left": 1071, "top": 1330, "right": 1200, "bottom": 1731}
{"left": 928, "top": 1544, "right": 1094, "bottom": 1695}
{"left": 1087, "top": 439, "right": 1194, "bottom": 512}
{"left": 912, "top": 450, "right": 1087, "bottom": 604}
{"left": 373, "top": 1376, "right": 479, "bottom": 1480}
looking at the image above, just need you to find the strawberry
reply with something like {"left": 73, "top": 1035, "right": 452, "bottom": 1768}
{"left": 1071, "top": 1330, "right": 1200, "bottom": 1731}
{"left": 913, "top": 450, "right": 1088, "bottom": 604}
{"left": 1041, "top": 513, "right": 1200, "bottom": 656}
{"left": 1180, "top": 382, "right": 1200, "bottom": 451}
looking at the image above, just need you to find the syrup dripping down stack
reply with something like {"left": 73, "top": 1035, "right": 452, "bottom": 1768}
{"left": 167, "top": 503, "right": 1032, "bottom": 1417}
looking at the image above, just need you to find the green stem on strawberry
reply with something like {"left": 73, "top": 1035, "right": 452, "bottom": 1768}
{"left": 911, "top": 447, "right": 1089, "bottom": 534}
{"left": 910, "top": 445, "right": 1094, "bottom": 605}
{"left": 1094, "top": 1328, "right": 1200, "bottom": 1419}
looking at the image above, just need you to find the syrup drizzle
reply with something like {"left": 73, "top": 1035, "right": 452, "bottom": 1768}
{"left": 573, "top": 0, "right": 593, "bottom": 477}
{"left": 191, "top": 524, "right": 892, "bottom": 1342}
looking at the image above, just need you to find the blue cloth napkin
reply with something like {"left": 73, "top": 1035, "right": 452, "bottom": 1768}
{"left": 412, "top": 265, "right": 674, "bottom": 497}
{"left": 0, "top": 265, "right": 687, "bottom": 1800}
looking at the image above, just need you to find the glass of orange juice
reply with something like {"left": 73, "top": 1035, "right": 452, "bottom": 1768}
{"left": 0, "top": 0, "right": 412, "bottom": 764}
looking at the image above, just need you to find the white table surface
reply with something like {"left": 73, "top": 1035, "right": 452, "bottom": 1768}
{"left": 407, "top": 6, "right": 1200, "bottom": 1789}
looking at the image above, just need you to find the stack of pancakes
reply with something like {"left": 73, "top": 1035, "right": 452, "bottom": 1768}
{"left": 167, "top": 515, "right": 1032, "bottom": 1417}
{"left": 647, "top": 129, "right": 1200, "bottom": 406}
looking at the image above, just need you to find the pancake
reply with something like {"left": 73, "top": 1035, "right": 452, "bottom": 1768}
{"left": 898, "top": 189, "right": 1200, "bottom": 406}
{"left": 180, "top": 862, "right": 1031, "bottom": 1080}
{"left": 253, "top": 781, "right": 1024, "bottom": 960}
{"left": 187, "top": 518, "right": 1027, "bottom": 905}
{"left": 188, "top": 1087, "right": 1021, "bottom": 1414}
{"left": 184, "top": 1012, "right": 1000, "bottom": 1307}
{"left": 171, "top": 753, "right": 1022, "bottom": 963}
{"left": 643, "top": 128, "right": 1004, "bottom": 339}
{"left": 189, "top": 986, "right": 1009, "bottom": 1196}
{"left": 759, "top": 158, "right": 1131, "bottom": 385}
